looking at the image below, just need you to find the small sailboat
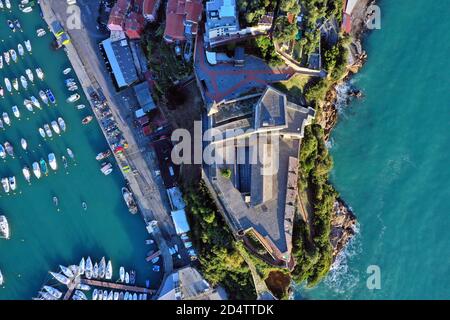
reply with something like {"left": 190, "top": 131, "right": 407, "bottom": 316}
{"left": 82, "top": 116, "right": 93, "bottom": 125}
{"left": 67, "top": 93, "right": 80, "bottom": 103}
{"left": 51, "top": 121, "right": 60, "bottom": 135}
{"left": 20, "top": 76, "right": 27, "bottom": 89}
{"left": 59, "top": 265, "right": 74, "bottom": 278}
{"left": 3, "top": 52, "right": 9, "bottom": 65}
{"left": 93, "top": 263, "right": 99, "bottom": 278}
{"left": 49, "top": 272, "right": 70, "bottom": 286}
{"left": 85, "top": 257, "right": 93, "bottom": 279}
{"left": 2, "top": 112, "right": 10, "bottom": 126}
{"left": 1, "top": 178, "right": 10, "bottom": 193}
{"left": 33, "top": 162, "right": 41, "bottom": 179}
{"left": 21, "top": 138, "right": 27, "bottom": 150}
{"left": 67, "top": 148, "right": 74, "bottom": 159}
{"left": 26, "top": 69, "right": 34, "bottom": 82}
{"left": 4, "top": 141, "right": 13, "bottom": 157}
{"left": 22, "top": 166, "right": 31, "bottom": 183}
{"left": 43, "top": 286, "right": 62, "bottom": 299}
{"left": 12, "top": 78, "right": 19, "bottom": 91}
{"left": 44, "top": 124, "right": 52, "bottom": 138}
{"left": 92, "top": 289, "right": 98, "bottom": 300}
{"left": 12, "top": 106, "right": 20, "bottom": 118}
{"left": 76, "top": 104, "right": 86, "bottom": 110}
{"left": 36, "top": 68, "right": 44, "bottom": 80}
{"left": 40, "top": 159, "right": 48, "bottom": 176}
{"left": 24, "top": 40, "right": 32, "bottom": 53}
{"left": 58, "top": 117, "right": 66, "bottom": 132}
{"left": 79, "top": 257, "right": 85, "bottom": 275}
{"left": 48, "top": 153, "right": 57, "bottom": 170}
{"left": 119, "top": 267, "right": 125, "bottom": 282}
{"left": 99, "top": 257, "right": 106, "bottom": 279}
{"left": 105, "top": 260, "right": 112, "bottom": 280}
{"left": 0, "top": 144, "right": 6, "bottom": 159}
{"left": 38, "top": 127, "right": 45, "bottom": 138}
{"left": 24, "top": 99, "right": 33, "bottom": 112}
{"left": 4, "top": 78, "right": 11, "bottom": 92}
{"left": 31, "top": 96, "right": 41, "bottom": 109}
{"left": 45, "top": 89, "right": 55, "bottom": 104}
{"left": 9, "top": 49, "right": 17, "bottom": 63}
{"left": 125, "top": 272, "right": 130, "bottom": 284}
{"left": 63, "top": 68, "right": 72, "bottom": 75}
{"left": 9, "top": 176, "right": 16, "bottom": 191}
{"left": 62, "top": 155, "right": 68, "bottom": 169}
{"left": 18, "top": 44, "right": 24, "bottom": 57}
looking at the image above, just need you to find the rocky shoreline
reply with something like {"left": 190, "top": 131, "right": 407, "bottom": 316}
{"left": 322, "top": 0, "right": 376, "bottom": 261}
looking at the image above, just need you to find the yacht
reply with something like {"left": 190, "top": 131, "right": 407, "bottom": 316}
{"left": 12, "top": 106, "right": 20, "bottom": 118}
{"left": 1, "top": 178, "right": 9, "bottom": 193}
{"left": 32, "top": 162, "right": 41, "bottom": 179}
{"left": 26, "top": 69, "right": 34, "bottom": 82}
{"left": 20, "top": 76, "right": 27, "bottom": 89}
{"left": 63, "top": 68, "right": 72, "bottom": 75}
{"left": 48, "top": 153, "right": 57, "bottom": 170}
{"left": 4, "top": 141, "right": 14, "bottom": 157}
{"left": 12, "top": 78, "right": 19, "bottom": 91}
{"left": 93, "top": 263, "right": 99, "bottom": 278}
{"left": 44, "top": 124, "right": 52, "bottom": 138}
{"left": 31, "top": 96, "right": 41, "bottom": 109}
{"left": 24, "top": 40, "right": 32, "bottom": 53}
{"left": 3, "top": 52, "right": 9, "bottom": 65}
{"left": 59, "top": 265, "right": 74, "bottom": 278}
{"left": 119, "top": 267, "right": 125, "bottom": 282}
{"left": 36, "top": 68, "right": 44, "bottom": 80}
{"left": 43, "top": 286, "right": 62, "bottom": 299}
{"left": 8, "top": 177, "right": 16, "bottom": 191}
{"left": 49, "top": 272, "right": 70, "bottom": 286}
{"left": 22, "top": 166, "right": 31, "bottom": 183}
{"left": 58, "top": 117, "right": 66, "bottom": 132}
{"left": 105, "top": 260, "right": 112, "bottom": 280}
{"left": 39, "top": 90, "right": 48, "bottom": 105}
{"left": 9, "top": 49, "right": 17, "bottom": 63}
{"left": 38, "top": 128, "right": 45, "bottom": 138}
{"left": 99, "top": 257, "right": 106, "bottom": 279}
{"left": 18, "top": 43, "right": 24, "bottom": 56}
{"left": 4, "top": 78, "right": 11, "bottom": 92}
{"left": 21, "top": 138, "right": 27, "bottom": 150}
{"left": 67, "top": 93, "right": 80, "bottom": 103}
{"left": 79, "top": 257, "right": 85, "bottom": 275}
{"left": 85, "top": 257, "right": 93, "bottom": 279}
{"left": 24, "top": 99, "right": 33, "bottom": 112}
{"left": 0, "top": 215, "right": 10, "bottom": 239}
{"left": 51, "top": 121, "right": 60, "bottom": 135}
{"left": 0, "top": 144, "right": 6, "bottom": 159}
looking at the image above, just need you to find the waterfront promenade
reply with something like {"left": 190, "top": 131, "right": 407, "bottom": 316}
{"left": 39, "top": 0, "right": 179, "bottom": 278}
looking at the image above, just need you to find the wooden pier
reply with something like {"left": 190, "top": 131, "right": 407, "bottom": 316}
{"left": 81, "top": 279, "right": 155, "bottom": 294}
{"left": 146, "top": 250, "right": 161, "bottom": 262}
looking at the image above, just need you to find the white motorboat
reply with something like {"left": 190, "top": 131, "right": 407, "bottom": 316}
{"left": 113, "top": 292, "right": 119, "bottom": 300}
{"left": 48, "top": 153, "right": 57, "bottom": 170}
{"left": 39, "top": 291, "right": 57, "bottom": 300}
{"left": 36, "top": 68, "right": 44, "bottom": 80}
{"left": 2, "top": 112, "right": 10, "bottom": 126}
{"left": 20, "top": 76, "right": 27, "bottom": 89}
{"left": 102, "top": 290, "right": 108, "bottom": 300}
{"left": 31, "top": 96, "right": 41, "bottom": 109}
{"left": 0, "top": 144, "right": 5, "bottom": 159}
{"left": 67, "top": 94, "right": 80, "bottom": 103}
{"left": 58, "top": 117, "right": 66, "bottom": 132}
{"left": 107, "top": 291, "right": 113, "bottom": 300}
{"left": 12, "top": 78, "right": 19, "bottom": 91}
{"left": 105, "top": 260, "right": 112, "bottom": 280}
{"left": 24, "top": 40, "right": 32, "bottom": 53}
{"left": 68, "top": 85, "right": 78, "bottom": 92}
{"left": 24, "top": 99, "right": 33, "bottom": 112}
{"left": 22, "top": 166, "right": 31, "bottom": 183}
{"left": 0, "top": 1, "right": 3, "bottom": 10}
{"left": 76, "top": 104, "right": 86, "bottom": 110}
{"left": 44, "top": 124, "right": 52, "bottom": 138}
{"left": 0, "top": 215, "right": 10, "bottom": 239}
{"left": 124, "top": 292, "right": 129, "bottom": 300}
{"left": 43, "top": 286, "right": 62, "bottom": 299}
{"left": 119, "top": 266, "right": 125, "bottom": 282}
{"left": 8, "top": 177, "right": 16, "bottom": 191}
{"left": 4, "top": 141, "right": 13, "bottom": 157}
{"left": 9, "top": 49, "right": 17, "bottom": 63}
{"left": 1, "top": 178, "right": 9, "bottom": 193}
{"left": 18, "top": 44, "right": 24, "bottom": 56}
{"left": 38, "top": 128, "right": 45, "bottom": 138}
{"left": 93, "top": 262, "right": 99, "bottom": 278}
{"left": 74, "top": 290, "right": 87, "bottom": 300}
{"left": 85, "top": 257, "right": 93, "bottom": 279}
{"left": 39, "top": 90, "right": 49, "bottom": 105}
{"left": 49, "top": 272, "right": 70, "bottom": 286}
{"left": 98, "top": 290, "right": 103, "bottom": 300}
{"left": 32, "top": 162, "right": 41, "bottom": 179}
{"left": 63, "top": 67, "right": 72, "bottom": 75}
{"left": 36, "top": 28, "right": 46, "bottom": 37}
{"left": 26, "top": 69, "right": 34, "bottom": 82}
{"left": 79, "top": 257, "right": 85, "bottom": 275}
{"left": 92, "top": 289, "right": 98, "bottom": 300}
{"left": 3, "top": 52, "right": 9, "bottom": 65}
{"left": 0, "top": 56, "right": 3, "bottom": 69}
{"left": 67, "top": 148, "right": 74, "bottom": 159}
{"left": 76, "top": 283, "right": 90, "bottom": 291}
{"left": 51, "top": 121, "right": 60, "bottom": 135}
{"left": 4, "top": 78, "right": 11, "bottom": 92}
{"left": 125, "top": 272, "right": 130, "bottom": 284}
{"left": 21, "top": 138, "right": 27, "bottom": 150}
{"left": 12, "top": 106, "right": 20, "bottom": 118}
{"left": 133, "top": 293, "right": 138, "bottom": 300}
{"left": 99, "top": 257, "right": 106, "bottom": 279}
{"left": 5, "top": 0, "right": 10, "bottom": 9}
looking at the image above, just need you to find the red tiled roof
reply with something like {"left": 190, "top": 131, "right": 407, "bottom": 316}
{"left": 108, "top": 0, "right": 131, "bottom": 28}
{"left": 143, "top": 0, "right": 159, "bottom": 16}
{"left": 164, "top": 11, "right": 185, "bottom": 41}
{"left": 185, "top": 0, "right": 202, "bottom": 23}
{"left": 125, "top": 11, "right": 146, "bottom": 39}
{"left": 164, "top": 0, "right": 202, "bottom": 42}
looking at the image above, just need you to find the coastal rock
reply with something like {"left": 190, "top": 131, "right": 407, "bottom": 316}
{"left": 330, "top": 198, "right": 357, "bottom": 259}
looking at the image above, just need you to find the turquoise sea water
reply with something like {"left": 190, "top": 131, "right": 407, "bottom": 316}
{"left": 297, "top": 0, "right": 450, "bottom": 299}
{"left": 0, "top": 6, "right": 161, "bottom": 299}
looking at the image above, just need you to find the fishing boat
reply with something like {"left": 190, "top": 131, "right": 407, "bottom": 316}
{"left": 38, "top": 91, "right": 48, "bottom": 105}
{"left": 45, "top": 89, "right": 55, "bottom": 104}
{"left": 48, "top": 153, "right": 57, "bottom": 170}
{"left": 3, "top": 52, "right": 9, "bottom": 65}
{"left": 122, "top": 187, "right": 138, "bottom": 214}
{"left": 74, "top": 290, "right": 87, "bottom": 300}
{"left": 21, "top": 138, "right": 27, "bottom": 150}
{"left": 51, "top": 121, "right": 60, "bottom": 135}
{"left": 22, "top": 166, "right": 31, "bottom": 183}
{"left": 93, "top": 263, "right": 99, "bottom": 278}
{"left": 2, "top": 113, "right": 10, "bottom": 126}
{"left": 18, "top": 45, "right": 24, "bottom": 58}
{"left": 1, "top": 178, "right": 9, "bottom": 193}
{"left": 58, "top": 117, "right": 66, "bottom": 132}
{"left": 12, "top": 106, "right": 20, "bottom": 118}
{"left": 59, "top": 265, "right": 74, "bottom": 278}
{"left": 12, "top": 78, "right": 19, "bottom": 91}
{"left": 40, "top": 158, "right": 48, "bottom": 176}
{"left": 44, "top": 124, "right": 52, "bottom": 138}
{"left": 0, "top": 215, "right": 10, "bottom": 239}
{"left": 76, "top": 104, "right": 86, "bottom": 110}
{"left": 43, "top": 286, "right": 62, "bottom": 299}
{"left": 63, "top": 67, "right": 72, "bottom": 75}
{"left": 20, "top": 76, "right": 27, "bottom": 90}
{"left": 7, "top": 20, "right": 15, "bottom": 32}
{"left": 49, "top": 272, "right": 70, "bottom": 286}
{"left": 67, "top": 148, "right": 74, "bottom": 159}
{"left": 79, "top": 257, "right": 85, "bottom": 275}
{"left": 36, "top": 68, "right": 44, "bottom": 80}
{"left": 82, "top": 116, "right": 93, "bottom": 125}
{"left": 62, "top": 155, "right": 68, "bottom": 169}
{"left": 4, "top": 0, "right": 9, "bottom": 9}
{"left": 0, "top": 144, "right": 5, "bottom": 159}
{"left": 96, "top": 150, "right": 111, "bottom": 161}
{"left": 105, "top": 260, "right": 112, "bottom": 280}
{"left": 4, "top": 78, "right": 11, "bottom": 92}
{"left": 113, "top": 292, "right": 119, "bottom": 300}
{"left": 38, "top": 128, "right": 45, "bottom": 138}
{"left": 85, "top": 257, "right": 93, "bottom": 279}
{"left": 24, "top": 40, "right": 32, "bottom": 53}
{"left": 14, "top": 20, "right": 22, "bottom": 32}
{"left": 36, "top": 28, "right": 46, "bottom": 37}
{"left": 99, "top": 257, "right": 106, "bottom": 279}
{"left": 26, "top": 69, "right": 34, "bottom": 82}
{"left": 4, "top": 141, "right": 13, "bottom": 157}
{"left": 9, "top": 177, "right": 16, "bottom": 191}
{"left": 9, "top": 49, "right": 17, "bottom": 63}
{"left": 125, "top": 272, "right": 130, "bottom": 284}
{"left": 32, "top": 162, "right": 41, "bottom": 178}
{"left": 68, "top": 85, "right": 78, "bottom": 92}
{"left": 0, "top": 56, "right": 3, "bottom": 69}
{"left": 67, "top": 93, "right": 80, "bottom": 103}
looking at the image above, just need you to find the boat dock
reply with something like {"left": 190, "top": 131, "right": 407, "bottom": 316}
{"left": 81, "top": 279, "right": 155, "bottom": 294}
{"left": 146, "top": 250, "right": 161, "bottom": 262}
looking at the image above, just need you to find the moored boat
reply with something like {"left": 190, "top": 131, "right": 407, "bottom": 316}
{"left": 21, "top": 138, "right": 27, "bottom": 150}
{"left": 68, "top": 85, "right": 78, "bottom": 92}
{"left": 4, "top": 141, "right": 14, "bottom": 157}
{"left": 82, "top": 116, "right": 93, "bottom": 125}
{"left": 63, "top": 67, "right": 72, "bottom": 75}
{"left": 49, "top": 271, "right": 70, "bottom": 286}
{"left": 18, "top": 44, "right": 24, "bottom": 56}
{"left": 99, "top": 257, "right": 106, "bottom": 279}
{"left": 114, "top": 292, "right": 119, "bottom": 300}
{"left": 0, "top": 215, "right": 10, "bottom": 239}
{"left": 38, "top": 127, "right": 45, "bottom": 138}
{"left": 0, "top": 0, "right": 3, "bottom": 10}
{"left": 48, "top": 153, "right": 57, "bottom": 170}
{"left": 105, "top": 260, "right": 112, "bottom": 280}
{"left": 92, "top": 289, "right": 98, "bottom": 300}
{"left": 67, "top": 148, "right": 74, "bottom": 159}
{"left": 76, "top": 283, "right": 90, "bottom": 291}
{"left": 36, "top": 68, "right": 44, "bottom": 80}
{"left": 58, "top": 117, "right": 66, "bottom": 132}
{"left": 0, "top": 144, "right": 6, "bottom": 159}
{"left": 24, "top": 99, "right": 33, "bottom": 112}
{"left": 59, "top": 265, "right": 74, "bottom": 278}
{"left": 26, "top": 69, "right": 34, "bottom": 82}
{"left": 67, "top": 93, "right": 80, "bottom": 103}
{"left": 122, "top": 187, "right": 138, "bottom": 214}
{"left": 79, "top": 257, "right": 85, "bottom": 275}
{"left": 32, "top": 162, "right": 41, "bottom": 179}
{"left": 43, "top": 286, "right": 62, "bottom": 299}
{"left": 12, "top": 106, "right": 20, "bottom": 118}
{"left": 3, "top": 52, "right": 9, "bottom": 65}
{"left": 36, "top": 28, "right": 46, "bottom": 37}
{"left": 96, "top": 150, "right": 111, "bottom": 161}
{"left": 85, "top": 257, "right": 93, "bottom": 279}
{"left": 0, "top": 56, "right": 3, "bottom": 69}
{"left": 24, "top": 40, "right": 32, "bottom": 52}
{"left": 119, "top": 266, "right": 125, "bottom": 282}
{"left": 2, "top": 112, "right": 10, "bottom": 126}
{"left": 22, "top": 166, "right": 31, "bottom": 183}
{"left": 107, "top": 291, "right": 113, "bottom": 300}
{"left": 7, "top": 19, "right": 15, "bottom": 32}
{"left": 93, "top": 263, "right": 99, "bottom": 278}
{"left": 76, "top": 104, "right": 86, "bottom": 110}
{"left": 62, "top": 155, "right": 68, "bottom": 169}
{"left": 39, "top": 90, "right": 48, "bottom": 105}
{"left": 40, "top": 158, "right": 48, "bottom": 176}
{"left": 44, "top": 124, "right": 52, "bottom": 138}
{"left": 74, "top": 290, "right": 87, "bottom": 300}
{"left": 125, "top": 272, "right": 130, "bottom": 284}
{"left": 4, "top": 78, "right": 11, "bottom": 92}
{"left": 51, "top": 121, "right": 60, "bottom": 135}
{"left": 45, "top": 89, "right": 55, "bottom": 104}
{"left": 1, "top": 178, "right": 9, "bottom": 193}
{"left": 9, "top": 50, "right": 17, "bottom": 63}
{"left": 20, "top": 76, "right": 27, "bottom": 89}
{"left": 31, "top": 96, "right": 41, "bottom": 109}
{"left": 8, "top": 176, "right": 16, "bottom": 191}
{"left": 4, "top": 0, "right": 9, "bottom": 9}
{"left": 12, "top": 78, "right": 19, "bottom": 91}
